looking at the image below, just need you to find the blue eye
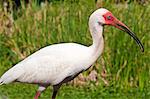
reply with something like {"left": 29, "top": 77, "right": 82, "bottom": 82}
{"left": 107, "top": 16, "right": 112, "bottom": 20}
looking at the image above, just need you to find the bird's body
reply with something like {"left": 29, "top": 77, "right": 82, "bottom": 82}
{"left": 0, "top": 8, "right": 144, "bottom": 99}
{"left": 0, "top": 42, "right": 103, "bottom": 86}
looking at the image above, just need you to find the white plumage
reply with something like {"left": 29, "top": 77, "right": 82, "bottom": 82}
{"left": 0, "top": 8, "right": 143, "bottom": 99}
{"left": 0, "top": 43, "right": 98, "bottom": 84}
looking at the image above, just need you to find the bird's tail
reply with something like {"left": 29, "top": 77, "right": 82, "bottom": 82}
{"left": 0, "top": 78, "right": 4, "bottom": 85}
{"left": 0, "top": 65, "right": 24, "bottom": 85}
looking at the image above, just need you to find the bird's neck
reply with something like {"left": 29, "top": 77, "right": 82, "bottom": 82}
{"left": 89, "top": 21, "right": 104, "bottom": 62}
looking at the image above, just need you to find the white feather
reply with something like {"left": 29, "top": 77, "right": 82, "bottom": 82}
{"left": 0, "top": 8, "right": 107, "bottom": 86}
{"left": 0, "top": 64, "right": 24, "bottom": 84}
{"left": 0, "top": 43, "right": 99, "bottom": 85}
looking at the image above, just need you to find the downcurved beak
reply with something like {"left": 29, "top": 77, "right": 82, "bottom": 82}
{"left": 113, "top": 19, "right": 144, "bottom": 52}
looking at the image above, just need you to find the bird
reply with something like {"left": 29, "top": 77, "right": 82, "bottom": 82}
{"left": 0, "top": 8, "right": 144, "bottom": 99}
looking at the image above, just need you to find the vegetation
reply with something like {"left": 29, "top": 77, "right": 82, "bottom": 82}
{"left": 0, "top": 0, "right": 149, "bottom": 98}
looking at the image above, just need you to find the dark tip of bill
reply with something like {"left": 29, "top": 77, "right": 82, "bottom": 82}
{"left": 140, "top": 44, "right": 144, "bottom": 52}
{"left": 141, "top": 47, "right": 144, "bottom": 52}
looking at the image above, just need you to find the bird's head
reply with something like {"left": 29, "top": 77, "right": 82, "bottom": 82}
{"left": 89, "top": 8, "right": 144, "bottom": 52}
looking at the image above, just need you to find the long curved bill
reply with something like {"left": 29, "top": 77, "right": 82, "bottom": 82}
{"left": 113, "top": 19, "right": 144, "bottom": 52}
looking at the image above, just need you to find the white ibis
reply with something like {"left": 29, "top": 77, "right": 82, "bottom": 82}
{"left": 0, "top": 8, "right": 144, "bottom": 99}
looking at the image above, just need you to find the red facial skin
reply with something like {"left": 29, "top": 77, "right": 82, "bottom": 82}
{"left": 103, "top": 12, "right": 130, "bottom": 31}
{"left": 102, "top": 12, "right": 144, "bottom": 52}
{"left": 103, "top": 12, "right": 115, "bottom": 25}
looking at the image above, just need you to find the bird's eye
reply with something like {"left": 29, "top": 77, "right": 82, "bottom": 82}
{"left": 107, "top": 16, "right": 112, "bottom": 20}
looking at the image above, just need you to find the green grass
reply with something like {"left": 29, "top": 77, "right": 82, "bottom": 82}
{"left": 0, "top": 0, "right": 150, "bottom": 99}
{"left": 0, "top": 83, "right": 150, "bottom": 99}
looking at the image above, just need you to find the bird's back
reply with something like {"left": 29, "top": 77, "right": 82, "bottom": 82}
{"left": 0, "top": 43, "right": 92, "bottom": 85}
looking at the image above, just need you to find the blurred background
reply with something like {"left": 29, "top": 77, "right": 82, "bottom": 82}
{"left": 0, "top": 0, "right": 149, "bottom": 99}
